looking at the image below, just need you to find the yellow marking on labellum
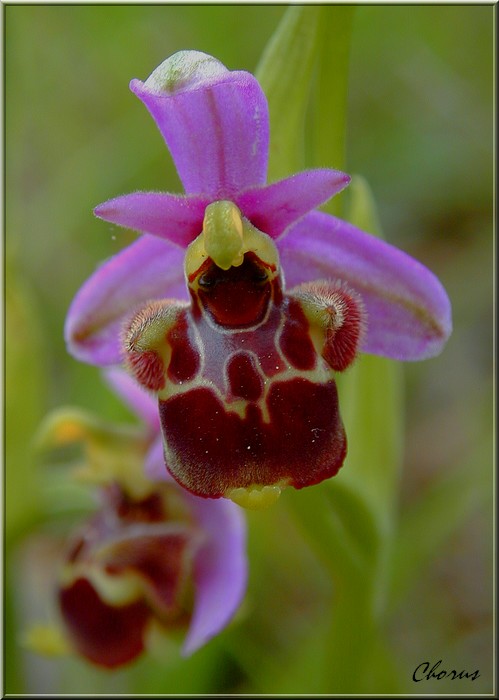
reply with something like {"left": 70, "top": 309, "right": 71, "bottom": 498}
{"left": 226, "top": 483, "right": 283, "bottom": 510}
{"left": 157, "top": 348, "right": 338, "bottom": 429}
{"left": 60, "top": 563, "right": 143, "bottom": 606}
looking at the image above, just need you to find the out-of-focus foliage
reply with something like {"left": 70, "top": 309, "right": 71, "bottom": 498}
{"left": 5, "top": 4, "right": 494, "bottom": 695}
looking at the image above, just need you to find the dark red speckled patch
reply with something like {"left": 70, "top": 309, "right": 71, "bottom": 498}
{"left": 160, "top": 378, "right": 346, "bottom": 498}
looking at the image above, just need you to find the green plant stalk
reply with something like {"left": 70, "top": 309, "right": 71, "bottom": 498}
{"left": 311, "top": 6, "right": 355, "bottom": 217}
{"left": 320, "top": 176, "right": 404, "bottom": 691}
{"left": 255, "top": 5, "right": 321, "bottom": 181}
{"left": 323, "top": 577, "right": 376, "bottom": 693}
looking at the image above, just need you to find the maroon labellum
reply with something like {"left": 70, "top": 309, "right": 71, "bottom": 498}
{"left": 124, "top": 201, "right": 365, "bottom": 509}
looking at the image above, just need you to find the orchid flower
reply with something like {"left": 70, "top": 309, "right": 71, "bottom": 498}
{"left": 36, "top": 368, "right": 247, "bottom": 668}
{"left": 65, "top": 51, "right": 451, "bottom": 509}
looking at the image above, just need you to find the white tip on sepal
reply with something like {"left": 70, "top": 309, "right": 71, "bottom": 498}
{"left": 144, "top": 51, "right": 228, "bottom": 95}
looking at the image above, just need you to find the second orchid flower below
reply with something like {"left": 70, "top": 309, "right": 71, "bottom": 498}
{"left": 35, "top": 369, "right": 247, "bottom": 667}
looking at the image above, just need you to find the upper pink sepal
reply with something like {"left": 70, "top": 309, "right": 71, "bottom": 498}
{"left": 130, "top": 51, "right": 269, "bottom": 199}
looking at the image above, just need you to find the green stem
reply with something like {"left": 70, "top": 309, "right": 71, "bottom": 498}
{"left": 255, "top": 5, "right": 321, "bottom": 181}
{"left": 311, "top": 6, "right": 355, "bottom": 216}
{"left": 324, "top": 577, "right": 376, "bottom": 694}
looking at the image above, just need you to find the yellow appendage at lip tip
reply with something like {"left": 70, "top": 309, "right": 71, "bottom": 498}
{"left": 226, "top": 484, "right": 282, "bottom": 510}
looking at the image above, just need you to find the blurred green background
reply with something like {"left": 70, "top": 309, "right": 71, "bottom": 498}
{"left": 5, "top": 4, "right": 494, "bottom": 695}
